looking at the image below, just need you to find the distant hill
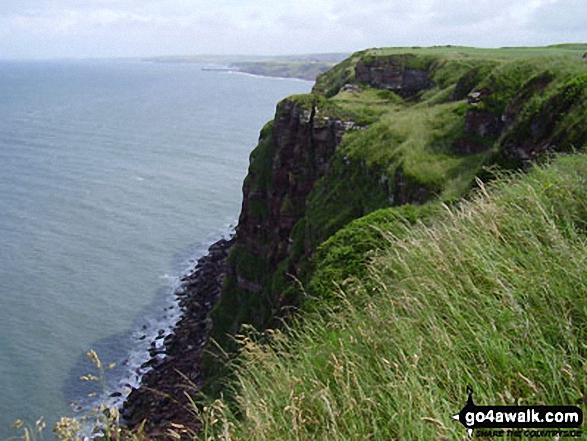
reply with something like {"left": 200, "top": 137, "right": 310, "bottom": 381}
{"left": 142, "top": 53, "right": 351, "bottom": 81}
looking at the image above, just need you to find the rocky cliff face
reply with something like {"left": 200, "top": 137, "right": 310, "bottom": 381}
{"left": 354, "top": 54, "right": 434, "bottom": 97}
{"left": 235, "top": 99, "right": 352, "bottom": 281}
{"left": 208, "top": 97, "right": 356, "bottom": 343}
{"left": 123, "top": 49, "right": 587, "bottom": 435}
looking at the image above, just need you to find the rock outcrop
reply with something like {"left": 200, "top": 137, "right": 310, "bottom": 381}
{"left": 236, "top": 99, "right": 352, "bottom": 277}
{"left": 354, "top": 54, "right": 434, "bottom": 97}
{"left": 210, "top": 97, "right": 355, "bottom": 340}
{"left": 122, "top": 237, "right": 234, "bottom": 437}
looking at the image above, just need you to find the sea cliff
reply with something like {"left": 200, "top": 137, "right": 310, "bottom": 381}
{"left": 123, "top": 45, "right": 587, "bottom": 436}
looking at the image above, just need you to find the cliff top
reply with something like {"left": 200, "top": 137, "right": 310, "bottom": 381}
{"left": 313, "top": 43, "right": 587, "bottom": 97}
{"left": 125, "top": 44, "right": 587, "bottom": 439}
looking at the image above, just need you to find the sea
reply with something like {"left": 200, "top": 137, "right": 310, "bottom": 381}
{"left": 0, "top": 58, "right": 310, "bottom": 437}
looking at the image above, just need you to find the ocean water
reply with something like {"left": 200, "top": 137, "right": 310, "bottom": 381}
{"left": 0, "top": 59, "right": 310, "bottom": 436}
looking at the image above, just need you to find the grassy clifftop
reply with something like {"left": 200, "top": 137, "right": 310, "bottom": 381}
{"left": 207, "top": 45, "right": 587, "bottom": 360}
{"left": 202, "top": 152, "right": 587, "bottom": 440}
{"left": 199, "top": 45, "right": 587, "bottom": 438}
{"left": 313, "top": 44, "right": 587, "bottom": 97}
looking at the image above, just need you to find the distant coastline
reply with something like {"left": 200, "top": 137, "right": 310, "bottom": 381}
{"left": 142, "top": 53, "right": 350, "bottom": 81}
{"left": 201, "top": 67, "right": 232, "bottom": 71}
{"left": 199, "top": 66, "right": 315, "bottom": 82}
{"left": 220, "top": 69, "right": 316, "bottom": 84}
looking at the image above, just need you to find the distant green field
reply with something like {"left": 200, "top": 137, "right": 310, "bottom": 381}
{"left": 372, "top": 43, "right": 587, "bottom": 59}
{"left": 229, "top": 61, "right": 334, "bottom": 81}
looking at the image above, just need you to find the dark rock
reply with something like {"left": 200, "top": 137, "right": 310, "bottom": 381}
{"left": 354, "top": 54, "right": 434, "bottom": 97}
{"left": 122, "top": 236, "right": 235, "bottom": 438}
{"left": 452, "top": 88, "right": 504, "bottom": 155}
{"left": 467, "top": 88, "right": 491, "bottom": 105}
{"left": 148, "top": 348, "right": 165, "bottom": 357}
{"left": 140, "top": 361, "right": 152, "bottom": 370}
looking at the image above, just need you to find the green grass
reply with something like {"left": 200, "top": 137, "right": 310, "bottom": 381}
{"left": 371, "top": 44, "right": 587, "bottom": 59}
{"left": 200, "top": 154, "right": 587, "bottom": 440}
{"left": 313, "top": 44, "right": 586, "bottom": 98}
{"left": 307, "top": 203, "right": 443, "bottom": 303}
{"left": 209, "top": 47, "right": 587, "bottom": 376}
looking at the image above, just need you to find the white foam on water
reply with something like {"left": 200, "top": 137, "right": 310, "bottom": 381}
{"left": 224, "top": 69, "right": 314, "bottom": 84}
{"left": 75, "top": 225, "right": 236, "bottom": 433}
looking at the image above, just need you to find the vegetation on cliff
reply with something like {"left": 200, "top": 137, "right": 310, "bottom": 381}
{"left": 201, "top": 153, "right": 587, "bottom": 440}
{"left": 118, "top": 44, "right": 587, "bottom": 438}
{"left": 206, "top": 44, "right": 587, "bottom": 364}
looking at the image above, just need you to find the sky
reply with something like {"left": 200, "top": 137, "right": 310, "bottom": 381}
{"left": 0, "top": 0, "right": 585, "bottom": 59}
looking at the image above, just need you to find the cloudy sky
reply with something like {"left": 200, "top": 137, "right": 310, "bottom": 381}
{"left": 1, "top": 0, "right": 585, "bottom": 59}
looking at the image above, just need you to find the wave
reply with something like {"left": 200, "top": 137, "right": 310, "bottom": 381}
{"left": 68, "top": 224, "right": 236, "bottom": 430}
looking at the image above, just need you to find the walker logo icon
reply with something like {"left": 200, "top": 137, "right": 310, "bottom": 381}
{"left": 452, "top": 386, "right": 583, "bottom": 438}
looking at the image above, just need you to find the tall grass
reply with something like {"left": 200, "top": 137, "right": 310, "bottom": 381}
{"left": 9, "top": 351, "right": 141, "bottom": 441}
{"left": 200, "top": 155, "right": 587, "bottom": 440}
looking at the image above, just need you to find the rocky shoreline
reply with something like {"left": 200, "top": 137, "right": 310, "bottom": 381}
{"left": 121, "top": 236, "right": 235, "bottom": 437}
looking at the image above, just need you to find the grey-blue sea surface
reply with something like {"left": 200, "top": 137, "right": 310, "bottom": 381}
{"left": 0, "top": 59, "right": 310, "bottom": 436}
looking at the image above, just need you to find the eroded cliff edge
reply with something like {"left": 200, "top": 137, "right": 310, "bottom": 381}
{"left": 208, "top": 50, "right": 586, "bottom": 359}
{"left": 123, "top": 47, "right": 587, "bottom": 434}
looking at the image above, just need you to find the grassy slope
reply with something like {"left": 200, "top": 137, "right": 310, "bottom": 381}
{"left": 284, "top": 49, "right": 587, "bottom": 303}
{"left": 312, "top": 44, "right": 587, "bottom": 97}
{"left": 200, "top": 46, "right": 587, "bottom": 438}
{"left": 373, "top": 44, "right": 587, "bottom": 59}
{"left": 208, "top": 49, "right": 586, "bottom": 335}
{"left": 202, "top": 154, "right": 587, "bottom": 440}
